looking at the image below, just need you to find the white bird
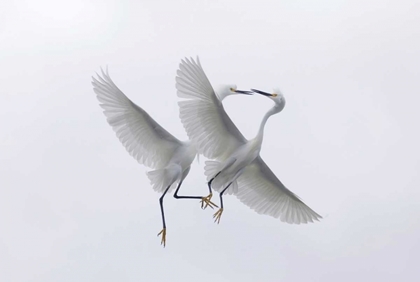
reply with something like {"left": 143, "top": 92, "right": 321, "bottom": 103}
{"left": 91, "top": 68, "right": 252, "bottom": 246}
{"left": 176, "top": 57, "right": 322, "bottom": 224}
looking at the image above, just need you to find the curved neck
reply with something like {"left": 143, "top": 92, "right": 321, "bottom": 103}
{"left": 255, "top": 106, "right": 278, "bottom": 145}
{"left": 217, "top": 91, "right": 230, "bottom": 101}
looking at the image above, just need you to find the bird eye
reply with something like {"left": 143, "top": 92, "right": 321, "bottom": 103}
{"left": 230, "top": 88, "right": 235, "bottom": 92}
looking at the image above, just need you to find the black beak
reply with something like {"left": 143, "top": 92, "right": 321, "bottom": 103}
{"left": 234, "top": 89, "right": 253, "bottom": 95}
{"left": 235, "top": 90, "right": 254, "bottom": 95}
{"left": 251, "top": 88, "right": 273, "bottom": 97}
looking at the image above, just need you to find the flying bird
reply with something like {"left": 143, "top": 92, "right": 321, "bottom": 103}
{"left": 91, "top": 68, "right": 252, "bottom": 246}
{"left": 176, "top": 57, "right": 322, "bottom": 224}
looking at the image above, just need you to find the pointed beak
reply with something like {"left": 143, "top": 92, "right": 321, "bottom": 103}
{"left": 234, "top": 89, "right": 253, "bottom": 95}
{"left": 251, "top": 89, "right": 274, "bottom": 97}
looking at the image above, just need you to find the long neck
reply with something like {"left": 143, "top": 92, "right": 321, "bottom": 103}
{"left": 217, "top": 91, "right": 229, "bottom": 101}
{"left": 255, "top": 106, "right": 278, "bottom": 145}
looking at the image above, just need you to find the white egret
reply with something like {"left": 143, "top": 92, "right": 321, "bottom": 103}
{"left": 176, "top": 57, "right": 322, "bottom": 224}
{"left": 91, "top": 68, "right": 252, "bottom": 246}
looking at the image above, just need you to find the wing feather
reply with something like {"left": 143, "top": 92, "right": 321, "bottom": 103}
{"left": 92, "top": 68, "right": 182, "bottom": 169}
{"left": 176, "top": 57, "right": 246, "bottom": 159}
{"left": 236, "top": 157, "right": 322, "bottom": 224}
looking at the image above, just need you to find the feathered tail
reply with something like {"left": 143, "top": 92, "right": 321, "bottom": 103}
{"left": 147, "top": 164, "right": 181, "bottom": 193}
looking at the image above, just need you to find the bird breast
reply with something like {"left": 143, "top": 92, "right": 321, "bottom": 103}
{"left": 231, "top": 141, "right": 260, "bottom": 170}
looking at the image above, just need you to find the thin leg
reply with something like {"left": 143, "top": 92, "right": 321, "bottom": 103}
{"left": 213, "top": 182, "right": 232, "bottom": 224}
{"left": 201, "top": 171, "right": 222, "bottom": 209}
{"left": 207, "top": 171, "right": 222, "bottom": 194}
{"left": 174, "top": 180, "right": 200, "bottom": 199}
{"left": 173, "top": 181, "right": 218, "bottom": 209}
{"left": 157, "top": 185, "right": 170, "bottom": 247}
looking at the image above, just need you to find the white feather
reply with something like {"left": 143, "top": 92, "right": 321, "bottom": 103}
{"left": 237, "top": 158, "right": 322, "bottom": 224}
{"left": 92, "top": 68, "right": 183, "bottom": 169}
{"left": 176, "top": 58, "right": 246, "bottom": 160}
{"left": 176, "top": 57, "right": 322, "bottom": 224}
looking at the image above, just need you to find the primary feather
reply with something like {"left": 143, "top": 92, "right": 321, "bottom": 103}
{"left": 92, "top": 68, "right": 183, "bottom": 169}
{"left": 177, "top": 58, "right": 246, "bottom": 160}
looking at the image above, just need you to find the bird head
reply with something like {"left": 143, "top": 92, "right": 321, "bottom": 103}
{"left": 217, "top": 84, "right": 253, "bottom": 100}
{"left": 251, "top": 88, "right": 286, "bottom": 112}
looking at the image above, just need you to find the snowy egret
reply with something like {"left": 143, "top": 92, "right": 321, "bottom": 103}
{"left": 92, "top": 68, "right": 252, "bottom": 246}
{"left": 176, "top": 57, "right": 322, "bottom": 224}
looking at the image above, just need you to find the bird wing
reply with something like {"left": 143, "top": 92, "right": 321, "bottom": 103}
{"left": 236, "top": 156, "right": 322, "bottom": 224}
{"left": 92, "top": 68, "right": 183, "bottom": 169}
{"left": 176, "top": 57, "right": 246, "bottom": 159}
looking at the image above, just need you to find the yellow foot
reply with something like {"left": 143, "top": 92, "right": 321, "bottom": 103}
{"left": 213, "top": 208, "right": 224, "bottom": 224}
{"left": 200, "top": 193, "right": 218, "bottom": 210}
{"left": 157, "top": 228, "right": 166, "bottom": 247}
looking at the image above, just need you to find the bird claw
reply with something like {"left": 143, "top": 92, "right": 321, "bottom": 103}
{"left": 157, "top": 228, "right": 166, "bottom": 247}
{"left": 213, "top": 208, "right": 224, "bottom": 224}
{"left": 200, "top": 193, "right": 218, "bottom": 210}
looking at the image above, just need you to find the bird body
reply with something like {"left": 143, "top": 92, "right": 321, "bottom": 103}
{"left": 91, "top": 69, "right": 192, "bottom": 193}
{"left": 92, "top": 67, "right": 251, "bottom": 246}
{"left": 92, "top": 69, "right": 210, "bottom": 246}
{"left": 176, "top": 57, "right": 322, "bottom": 224}
{"left": 206, "top": 137, "right": 260, "bottom": 192}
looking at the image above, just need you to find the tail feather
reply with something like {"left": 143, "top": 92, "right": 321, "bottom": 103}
{"left": 147, "top": 165, "right": 180, "bottom": 193}
{"left": 204, "top": 160, "right": 221, "bottom": 181}
{"left": 147, "top": 169, "right": 167, "bottom": 193}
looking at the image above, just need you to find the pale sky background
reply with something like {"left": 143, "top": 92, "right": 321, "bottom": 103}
{"left": 1, "top": 0, "right": 420, "bottom": 281}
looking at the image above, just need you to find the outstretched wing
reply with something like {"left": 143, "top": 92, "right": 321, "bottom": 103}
{"left": 176, "top": 57, "right": 246, "bottom": 160}
{"left": 92, "top": 68, "right": 183, "bottom": 169}
{"left": 236, "top": 157, "right": 322, "bottom": 224}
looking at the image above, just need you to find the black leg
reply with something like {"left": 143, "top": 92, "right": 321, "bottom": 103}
{"left": 157, "top": 185, "right": 171, "bottom": 247}
{"left": 173, "top": 180, "right": 218, "bottom": 209}
{"left": 219, "top": 182, "right": 232, "bottom": 209}
{"left": 213, "top": 182, "right": 232, "bottom": 224}
{"left": 159, "top": 185, "right": 171, "bottom": 229}
{"left": 173, "top": 180, "right": 205, "bottom": 200}
{"left": 207, "top": 171, "right": 222, "bottom": 194}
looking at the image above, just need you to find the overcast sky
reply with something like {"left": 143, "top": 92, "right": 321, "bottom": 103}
{"left": 1, "top": 0, "right": 420, "bottom": 281}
